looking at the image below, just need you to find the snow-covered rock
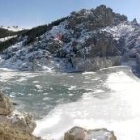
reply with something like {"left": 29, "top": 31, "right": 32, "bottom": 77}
{"left": 101, "top": 21, "right": 140, "bottom": 55}
{"left": 64, "top": 127, "right": 117, "bottom": 140}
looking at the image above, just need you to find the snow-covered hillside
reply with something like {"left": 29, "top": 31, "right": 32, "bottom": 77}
{"left": 0, "top": 5, "right": 140, "bottom": 72}
{"left": 102, "top": 21, "right": 140, "bottom": 57}
{"left": 0, "top": 35, "right": 17, "bottom": 43}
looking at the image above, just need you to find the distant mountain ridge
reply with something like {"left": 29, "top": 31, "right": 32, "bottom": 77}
{"left": 0, "top": 5, "right": 140, "bottom": 72}
{"left": 0, "top": 26, "right": 25, "bottom": 32}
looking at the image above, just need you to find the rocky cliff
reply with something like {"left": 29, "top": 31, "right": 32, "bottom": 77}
{"left": 0, "top": 5, "right": 140, "bottom": 72}
{"left": 0, "top": 92, "right": 40, "bottom": 140}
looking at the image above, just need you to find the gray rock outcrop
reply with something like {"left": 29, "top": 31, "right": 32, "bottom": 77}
{"left": 136, "top": 53, "right": 140, "bottom": 70}
{"left": 0, "top": 92, "right": 13, "bottom": 115}
{"left": 0, "top": 92, "right": 40, "bottom": 140}
{"left": 68, "top": 5, "right": 127, "bottom": 30}
{"left": 64, "top": 126, "right": 117, "bottom": 140}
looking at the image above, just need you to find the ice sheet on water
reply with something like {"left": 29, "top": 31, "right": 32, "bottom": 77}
{"left": 33, "top": 69, "right": 140, "bottom": 140}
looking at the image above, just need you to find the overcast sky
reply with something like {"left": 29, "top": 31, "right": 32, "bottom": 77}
{"left": 0, "top": 0, "right": 139, "bottom": 28}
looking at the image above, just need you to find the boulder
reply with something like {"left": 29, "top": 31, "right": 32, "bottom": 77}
{"left": 0, "top": 112, "right": 40, "bottom": 140}
{"left": 0, "top": 92, "right": 41, "bottom": 140}
{"left": 0, "top": 92, "right": 13, "bottom": 115}
{"left": 64, "top": 126, "right": 117, "bottom": 140}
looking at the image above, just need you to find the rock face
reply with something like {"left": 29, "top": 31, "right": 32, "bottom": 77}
{"left": 64, "top": 127, "right": 117, "bottom": 140}
{"left": 68, "top": 5, "right": 127, "bottom": 30}
{"left": 0, "top": 92, "right": 40, "bottom": 140}
{"left": 72, "top": 56, "right": 122, "bottom": 71}
{"left": 136, "top": 53, "right": 140, "bottom": 70}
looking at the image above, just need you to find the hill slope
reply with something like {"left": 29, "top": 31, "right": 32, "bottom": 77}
{"left": 0, "top": 5, "right": 140, "bottom": 72}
